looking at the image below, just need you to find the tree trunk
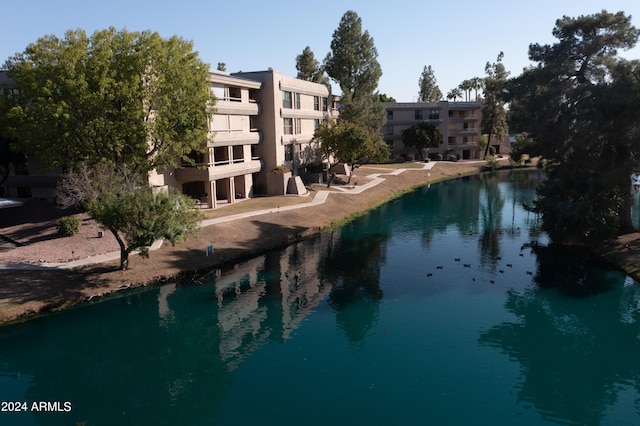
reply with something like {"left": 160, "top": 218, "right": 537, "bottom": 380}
{"left": 109, "top": 228, "right": 129, "bottom": 270}
{"left": 483, "top": 123, "right": 494, "bottom": 159}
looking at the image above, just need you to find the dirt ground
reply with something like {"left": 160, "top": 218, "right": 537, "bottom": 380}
{"left": 1, "top": 161, "right": 637, "bottom": 325}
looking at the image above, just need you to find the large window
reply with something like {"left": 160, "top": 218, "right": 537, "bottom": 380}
{"left": 415, "top": 110, "right": 423, "bottom": 120}
{"left": 282, "top": 91, "right": 292, "bottom": 109}
{"left": 314, "top": 96, "right": 320, "bottom": 111}
{"left": 295, "top": 118, "right": 302, "bottom": 134}
{"left": 295, "top": 93, "right": 301, "bottom": 109}
{"left": 283, "top": 118, "right": 293, "bottom": 135}
{"left": 428, "top": 109, "right": 439, "bottom": 119}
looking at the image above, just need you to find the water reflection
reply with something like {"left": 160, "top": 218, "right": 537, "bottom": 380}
{"left": 0, "top": 170, "right": 638, "bottom": 425}
{"left": 479, "top": 245, "right": 640, "bottom": 425}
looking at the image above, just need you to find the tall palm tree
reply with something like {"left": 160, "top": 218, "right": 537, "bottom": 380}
{"left": 458, "top": 80, "right": 473, "bottom": 102}
{"left": 447, "top": 88, "right": 463, "bottom": 102}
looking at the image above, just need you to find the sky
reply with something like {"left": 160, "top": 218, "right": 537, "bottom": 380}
{"left": 1, "top": 0, "right": 640, "bottom": 102}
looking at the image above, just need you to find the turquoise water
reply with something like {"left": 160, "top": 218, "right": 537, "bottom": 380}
{"left": 1, "top": 170, "right": 640, "bottom": 425}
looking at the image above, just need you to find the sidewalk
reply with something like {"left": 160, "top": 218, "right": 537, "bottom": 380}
{"left": 0, "top": 161, "right": 438, "bottom": 271}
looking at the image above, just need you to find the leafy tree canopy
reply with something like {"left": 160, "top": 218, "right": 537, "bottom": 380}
{"left": 507, "top": 10, "right": 640, "bottom": 244}
{"left": 324, "top": 11, "right": 385, "bottom": 131}
{"left": 378, "top": 93, "right": 396, "bottom": 102}
{"left": 57, "top": 162, "right": 203, "bottom": 270}
{"left": 4, "top": 27, "right": 214, "bottom": 173}
{"left": 402, "top": 122, "right": 442, "bottom": 160}
{"left": 314, "top": 119, "right": 389, "bottom": 181}
{"left": 418, "top": 65, "right": 442, "bottom": 102}
{"left": 481, "top": 52, "right": 509, "bottom": 158}
{"left": 296, "top": 46, "right": 328, "bottom": 84}
{"left": 447, "top": 88, "right": 463, "bottom": 102}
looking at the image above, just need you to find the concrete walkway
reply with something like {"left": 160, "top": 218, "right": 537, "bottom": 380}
{"left": 0, "top": 161, "right": 440, "bottom": 270}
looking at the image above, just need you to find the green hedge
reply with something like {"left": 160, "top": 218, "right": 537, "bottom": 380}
{"left": 57, "top": 216, "right": 81, "bottom": 237}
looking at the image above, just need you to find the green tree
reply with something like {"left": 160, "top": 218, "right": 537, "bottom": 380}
{"left": 447, "top": 88, "right": 462, "bottom": 102}
{"left": 324, "top": 10, "right": 385, "bottom": 131}
{"left": 217, "top": 62, "right": 226, "bottom": 71}
{"left": 296, "top": 46, "right": 328, "bottom": 84}
{"left": 314, "top": 119, "right": 389, "bottom": 184}
{"left": 458, "top": 79, "right": 473, "bottom": 101}
{"left": 402, "top": 122, "right": 442, "bottom": 160}
{"left": 4, "top": 27, "right": 214, "bottom": 173}
{"left": 470, "top": 76, "right": 484, "bottom": 101}
{"left": 378, "top": 93, "right": 396, "bottom": 102}
{"left": 57, "top": 162, "right": 203, "bottom": 270}
{"left": 0, "top": 96, "right": 25, "bottom": 194}
{"left": 418, "top": 65, "right": 442, "bottom": 102}
{"left": 507, "top": 10, "right": 640, "bottom": 244}
{"left": 481, "top": 52, "right": 509, "bottom": 159}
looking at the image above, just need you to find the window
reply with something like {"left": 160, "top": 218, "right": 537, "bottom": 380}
{"left": 285, "top": 144, "right": 294, "bottom": 161}
{"left": 459, "top": 110, "right": 466, "bottom": 118}
{"left": 448, "top": 110, "right": 454, "bottom": 117}
{"left": 283, "top": 118, "right": 293, "bottom": 134}
{"left": 314, "top": 96, "right": 320, "bottom": 111}
{"left": 314, "top": 119, "right": 320, "bottom": 129}
{"left": 295, "top": 118, "right": 302, "bottom": 135}
{"left": 322, "top": 97, "right": 328, "bottom": 111}
{"left": 282, "top": 91, "right": 292, "bottom": 109}
{"left": 428, "top": 109, "right": 439, "bottom": 120}
{"left": 385, "top": 125, "right": 393, "bottom": 135}
{"left": 387, "top": 110, "right": 393, "bottom": 120}
{"left": 295, "top": 93, "right": 301, "bottom": 110}
{"left": 415, "top": 110, "right": 423, "bottom": 120}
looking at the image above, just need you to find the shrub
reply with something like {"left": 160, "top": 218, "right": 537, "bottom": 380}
{"left": 57, "top": 216, "right": 81, "bottom": 237}
{"left": 305, "top": 163, "right": 324, "bottom": 173}
{"left": 272, "top": 166, "right": 290, "bottom": 174}
{"left": 436, "top": 153, "right": 443, "bottom": 161}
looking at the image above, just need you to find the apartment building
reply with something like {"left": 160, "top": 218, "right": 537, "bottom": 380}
{"left": 150, "top": 70, "right": 264, "bottom": 208}
{"left": 383, "top": 101, "right": 484, "bottom": 161}
{"left": 1, "top": 69, "right": 337, "bottom": 207}
{"left": 233, "top": 69, "right": 336, "bottom": 194}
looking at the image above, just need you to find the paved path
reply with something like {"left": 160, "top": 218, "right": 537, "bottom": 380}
{"left": 0, "top": 161, "right": 440, "bottom": 271}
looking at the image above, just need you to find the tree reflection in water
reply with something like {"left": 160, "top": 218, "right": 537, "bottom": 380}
{"left": 479, "top": 244, "right": 640, "bottom": 424}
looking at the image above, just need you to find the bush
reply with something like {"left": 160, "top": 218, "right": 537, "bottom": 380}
{"left": 305, "top": 163, "right": 324, "bottom": 173}
{"left": 436, "top": 153, "right": 443, "bottom": 161}
{"left": 57, "top": 216, "right": 81, "bottom": 237}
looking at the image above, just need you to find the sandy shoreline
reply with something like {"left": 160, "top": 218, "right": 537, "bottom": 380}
{"left": 1, "top": 161, "right": 638, "bottom": 326}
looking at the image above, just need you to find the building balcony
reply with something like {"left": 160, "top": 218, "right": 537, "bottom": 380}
{"left": 215, "top": 99, "right": 260, "bottom": 116}
{"left": 175, "top": 159, "right": 262, "bottom": 182}
{"left": 209, "top": 130, "right": 262, "bottom": 147}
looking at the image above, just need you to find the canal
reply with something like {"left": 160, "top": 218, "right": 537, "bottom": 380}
{"left": 1, "top": 169, "right": 639, "bottom": 425}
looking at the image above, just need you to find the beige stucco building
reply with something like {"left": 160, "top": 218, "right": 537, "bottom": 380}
{"left": 1, "top": 69, "right": 338, "bottom": 208}
{"left": 383, "top": 101, "right": 511, "bottom": 161}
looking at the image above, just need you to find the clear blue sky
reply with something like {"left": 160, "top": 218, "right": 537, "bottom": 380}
{"left": 2, "top": 0, "right": 639, "bottom": 102}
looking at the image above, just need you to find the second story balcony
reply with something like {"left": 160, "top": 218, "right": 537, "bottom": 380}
{"left": 175, "top": 158, "right": 262, "bottom": 182}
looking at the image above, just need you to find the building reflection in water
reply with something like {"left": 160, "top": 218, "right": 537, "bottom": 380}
{"left": 210, "top": 233, "right": 338, "bottom": 370}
